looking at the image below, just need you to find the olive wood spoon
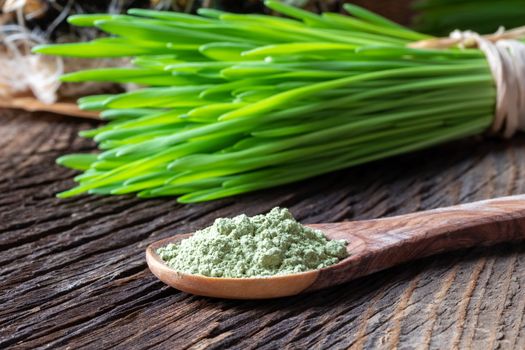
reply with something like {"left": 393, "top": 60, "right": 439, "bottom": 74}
{"left": 146, "top": 195, "right": 525, "bottom": 299}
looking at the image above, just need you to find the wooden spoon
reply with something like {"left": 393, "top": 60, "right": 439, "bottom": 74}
{"left": 146, "top": 195, "right": 525, "bottom": 299}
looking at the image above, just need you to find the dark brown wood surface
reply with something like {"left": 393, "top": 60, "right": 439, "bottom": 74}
{"left": 1, "top": 108, "right": 525, "bottom": 349}
{"left": 147, "top": 196, "right": 525, "bottom": 300}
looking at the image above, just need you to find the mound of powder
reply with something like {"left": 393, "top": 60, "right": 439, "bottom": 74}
{"left": 157, "top": 207, "right": 348, "bottom": 278}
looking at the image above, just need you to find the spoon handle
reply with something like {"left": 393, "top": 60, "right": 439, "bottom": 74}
{"left": 309, "top": 195, "right": 525, "bottom": 291}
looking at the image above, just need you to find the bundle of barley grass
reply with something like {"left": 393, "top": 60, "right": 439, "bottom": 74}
{"left": 35, "top": 1, "right": 504, "bottom": 203}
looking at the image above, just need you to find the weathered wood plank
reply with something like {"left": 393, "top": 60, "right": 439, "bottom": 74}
{"left": 0, "top": 109, "right": 524, "bottom": 349}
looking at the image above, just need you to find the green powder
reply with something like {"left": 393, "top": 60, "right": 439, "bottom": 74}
{"left": 157, "top": 207, "right": 348, "bottom": 278}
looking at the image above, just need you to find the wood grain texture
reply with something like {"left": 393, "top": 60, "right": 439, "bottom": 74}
{"left": 1, "top": 108, "right": 525, "bottom": 349}
{"left": 147, "top": 196, "right": 525, "bottom": 299}
{"left": 0, "top": 97, "right": 100, "bottom": 120}
{"left": 310, "top": 195, "right": 525, "bottom": 293}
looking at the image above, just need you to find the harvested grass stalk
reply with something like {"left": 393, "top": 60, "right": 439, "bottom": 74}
{"left": 35, "top": 1, "right": 523, "bottom": 203}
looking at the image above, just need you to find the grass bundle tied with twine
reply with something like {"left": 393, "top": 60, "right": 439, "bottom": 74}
{"left": 34, "top": 0, "right": 515, "bottom": 203}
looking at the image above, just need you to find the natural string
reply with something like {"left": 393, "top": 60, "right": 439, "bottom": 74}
{"left": 410, "top": 27, "right": 525, "bottom": 138}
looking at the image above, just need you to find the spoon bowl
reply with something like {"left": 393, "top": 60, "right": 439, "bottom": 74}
{"left": 147, "top": 195, "right": 525, "bottom": 299}
{"left": 147, "top": 235, "right": 320, "bottom": 299}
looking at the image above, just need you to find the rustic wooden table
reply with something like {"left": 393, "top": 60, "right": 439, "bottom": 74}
{"left": 1, "top": 109, "right": 524, "bottom": 349}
